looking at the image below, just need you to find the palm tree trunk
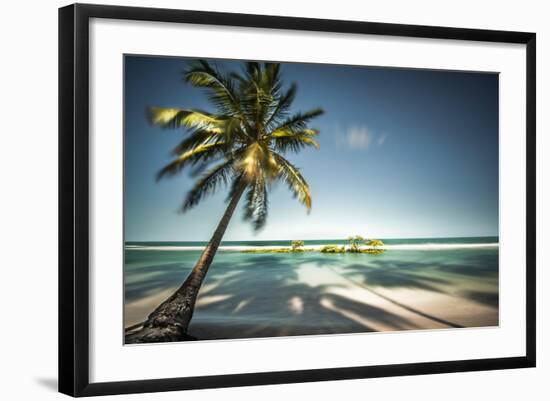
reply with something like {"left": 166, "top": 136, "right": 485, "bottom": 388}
{"left": 125, "top": 179, "right": 247, "bottom": 344}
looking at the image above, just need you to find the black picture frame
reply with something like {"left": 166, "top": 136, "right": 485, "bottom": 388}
{"left": 59, "top": 3, "right": 536, "bottom": 397}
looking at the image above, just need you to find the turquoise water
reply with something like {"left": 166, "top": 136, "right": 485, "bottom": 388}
{"left": 124, "top": 237, "right": 499, "bottom": 340}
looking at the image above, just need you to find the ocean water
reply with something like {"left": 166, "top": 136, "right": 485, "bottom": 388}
{"left": 124, "top": 237, "right": 499, "bottom": 340}
{"left": 126, "top": 236, "right": 498, "bottom": 250}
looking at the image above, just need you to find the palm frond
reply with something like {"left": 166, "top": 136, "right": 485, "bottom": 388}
{"left": 181, "top": 159, "right": 235, "bottom": 211}
{"left": 271, "top": 128, "right": 320, "bottom": 153}
{"left": 240, "top": 79, "right": 271, "bottom": 133}
{"left": 243, "top": 174, "right": 268, "bottom": 231}
{"left": 270, "top": 108, "right": 324, "bottom": 135}
{"left": 272, "top": 153, "right": 312, "bottom": 211}
{"left": 170, "top": 116, "right": 249, "bottom": 156}
{"left": 236, "top": 142, "right": 280, "bottom": 181}
{"left": 225, "top": 173, "right": 246, "bottom": 202}
{"left": 221, "top": 116, "right": 252, "bottom": 144}
{"left": 185, "top": 60, "right": 241, "bottom": 116}
{"left": 264, "top": 83, "right": 297, "bottom": 129}
{"left": 236, "top": 142, "right": 263, "bottom": 180}
{"left": 169, "top": 129, "right": 221, "bottom": 156}
{"left": 157, "top": 142, "right": 227, "bottom": 180}
{"left": 263, "top": 63, "right": 282, "bottom": 92}
{"left": 244, "top": 62, "right": 261, "bottom": 80}
{"left": 148, "top": 107, "right": 224, "bottom": 132}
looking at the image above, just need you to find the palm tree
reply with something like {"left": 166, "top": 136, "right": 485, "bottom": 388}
{"left": 366, "top": 239, "right": 384, "bottom": 249}
{"left": 347, "top": 235, "right": 365, "bottom": 252}
{"left": 125, "top": 60, "right": 324, "bottom": 343}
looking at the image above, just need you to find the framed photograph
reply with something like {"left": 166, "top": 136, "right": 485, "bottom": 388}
{"left": 59, "top": 3, "right": 536, "bottom": 397}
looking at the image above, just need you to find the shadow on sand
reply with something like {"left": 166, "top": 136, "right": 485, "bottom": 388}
{"left": 124, "top": 249, "right": 499, "bottom": 340}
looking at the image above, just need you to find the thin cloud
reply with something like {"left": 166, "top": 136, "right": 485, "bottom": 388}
{"left": 346, "top": 126, "right": 372, "bottom": 149}
{"left": 334, "top": 123, "right": 387, "bottom": 151}
{"left": 377, "top": 133, "right": 388, "bottom": 146}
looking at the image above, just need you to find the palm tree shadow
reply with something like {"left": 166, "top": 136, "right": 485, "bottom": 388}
{"left": 340, "top": 262, "right": 450, "bottom": 293}
{"left": 187, "top": 253, "right": 374, "bottom": 339}
{"left": 460, "top": 290, "right": 499, "bottom": 308}
{"left": 124, "top": 252, "right": 197, "bottom": 303}
{"left": 321, "top": 293, "right": 420, "bottom": 331}
{"left": 125, "top": 268, "right": 189, "bottom": 303}
{"left": 125, "top": 249, "right": 499, "bottom": 339}
{"left": 333, "top": 252, "right": 498, "bottom": 328}
{"left": 187, "top": 253, "right": 433, "bottom": 339}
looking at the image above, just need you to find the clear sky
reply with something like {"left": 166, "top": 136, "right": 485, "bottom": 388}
{"left": 124, "top": 55, "right": 498, "bottom": 241}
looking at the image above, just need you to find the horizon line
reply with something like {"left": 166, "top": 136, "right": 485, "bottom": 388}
{"left": 125, "top": 234, "right": 500, "bottom": 242}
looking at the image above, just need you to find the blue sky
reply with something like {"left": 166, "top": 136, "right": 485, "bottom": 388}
{"left": 124, "top": 55, "right": 498, "bottom": 241}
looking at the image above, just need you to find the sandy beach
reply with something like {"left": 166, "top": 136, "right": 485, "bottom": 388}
{"left": 125, "top": 244, "right": 498, "bottom": 340}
